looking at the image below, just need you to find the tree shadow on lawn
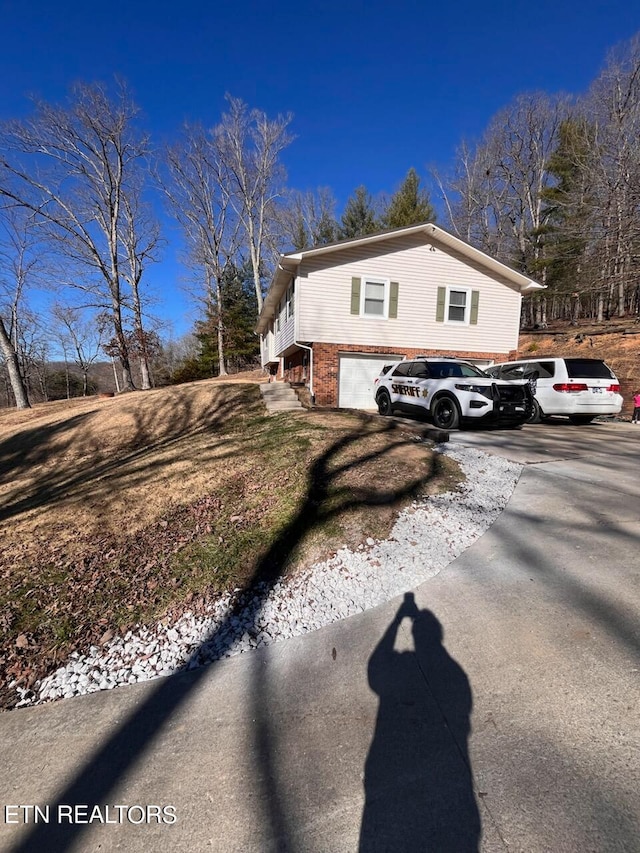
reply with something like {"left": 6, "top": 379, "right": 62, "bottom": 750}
{"left": 11, "top": 418, "right": 442, "bottom": 853}
{"left": 0, "top": 387, "right": 251, "bottom": 527}
{"left": 0, "top": 413, "right": 94, "bottom": 485}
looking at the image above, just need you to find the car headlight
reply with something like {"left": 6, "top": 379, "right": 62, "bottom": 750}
{"left": 454, "top": 383, "right": 491, "bottom": 395}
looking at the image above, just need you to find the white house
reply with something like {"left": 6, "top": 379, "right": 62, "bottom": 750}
{"left": 256, "top": 222, "right": 544, "bottom": 409}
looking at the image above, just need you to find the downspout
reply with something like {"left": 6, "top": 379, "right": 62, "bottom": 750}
{"left": 295, "top": 341, "right": 314, "bottom": 404}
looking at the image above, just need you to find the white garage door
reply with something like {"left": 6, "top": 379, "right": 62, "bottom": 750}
{"left": 338, "top": 353, "right": 401, "bottom": 409}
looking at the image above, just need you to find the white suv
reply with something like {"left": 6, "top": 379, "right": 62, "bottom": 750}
{"left": 374, "top": 357, "right": 532, "bottom": 429}
{"left": 484, "top": 357, "right": 623, "bottom": 424}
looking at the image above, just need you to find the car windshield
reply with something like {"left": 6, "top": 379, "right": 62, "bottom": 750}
{"left": 427, "top": 361, "right": 488, "bottom": 379}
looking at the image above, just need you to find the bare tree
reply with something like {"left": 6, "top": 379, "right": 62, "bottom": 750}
{"left": 120, "top": 190, "right": 162, "bottom": 389}
{"left": 452, "top": 94, "right": 568, "bottom": 271}
{"left": 440, "top": 93, "right": 569, "bottom": 326}
{"left": 214, "top": 96, "right": 294, "bottom": 313}
{"left": 0, "top": 81, "right": 152, "bottom": 391}
{"left": 51, "top": 304, "right": 105, "bottom": 396}
{"left": 439, "top": 44, "right": 640, "bottom": 326}
{"left": 281, "top": 187, "right": 338, "bottom": 250}
{"left": 161, "top": 123, "right": 241, "bottom": 376}
{"left": 582, "top": 36, "right": 640, "bottom": 320}
{"left": 434, "top": 139, "right": 512, "bottom": 256}
{"left": 20, "top": 322, "right": 49, "bottom": 401}
{"left": 0, "top": 208, "right": 38, "bottom": 408}
{"left": 0, "top": 317, "right": 29, "bottom": 408}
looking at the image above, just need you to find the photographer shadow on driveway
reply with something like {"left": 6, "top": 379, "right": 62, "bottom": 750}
{"left": 359, "top": 595, "right": 480, "bottom": 852}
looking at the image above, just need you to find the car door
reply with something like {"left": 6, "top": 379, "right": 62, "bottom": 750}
{"left": 408, "top": 361, "right": 431, "bottom": 410}
{"left": 388, "top": 361, "right": 413, "bottom": 407}
{"left": 526, "top": 360, "right": 556, "bottom": 411}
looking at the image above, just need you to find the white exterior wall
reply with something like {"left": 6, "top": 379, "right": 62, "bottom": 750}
{"left": 274, "top": 290, "right": 296, "bottom": 354}
{"left": 296, "top": 234, "right": 522, "bottom": 354}
{"left": 260, "top": 324, "right": 276, "bottom": 365}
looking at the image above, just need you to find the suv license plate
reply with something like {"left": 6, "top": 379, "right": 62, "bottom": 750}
{"left": 591, "top": 387, "right": 603, "bottom": 394}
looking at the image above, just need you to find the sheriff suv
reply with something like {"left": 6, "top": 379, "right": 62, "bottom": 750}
{"left": 374, "top": 357, "right": 532, "bottom": 429}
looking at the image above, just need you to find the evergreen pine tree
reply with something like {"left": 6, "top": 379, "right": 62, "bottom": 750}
{"left": 221, "top": 262, "right": 260, "bottom": 370}
{"left": 339, "top": 186, "right": 379, "bottom": 239}
{"left": 538, "top": 118, "right": 594, "bottom": 308}
{"left": 381, "top": 168, "right": 436, "bottom": 229}
{"left": 177, "top": 261, "right": 260, "bottom": 381}
{"left": 291, "top": 213, "right": 309, "bottom": 251}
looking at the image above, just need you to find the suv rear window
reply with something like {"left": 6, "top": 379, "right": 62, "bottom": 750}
{"left": 565, "top": 359, "right": 615, "bottom": 379}
{"left": 533, "top": 361, "right": 556, "bottom": 379}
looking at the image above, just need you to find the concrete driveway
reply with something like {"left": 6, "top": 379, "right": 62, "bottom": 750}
{"left": 0, "top": 421, "right": 638, "bottom": 852}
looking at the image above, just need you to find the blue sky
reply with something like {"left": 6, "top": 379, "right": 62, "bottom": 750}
{"left": 2, "top": 0, "right": 640, "bottom": 338}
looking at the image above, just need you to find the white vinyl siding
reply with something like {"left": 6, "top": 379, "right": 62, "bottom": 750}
{"left": 274, "top": 282, "right": 296, "bottom": 354}
{"left": 297, "top": 234, "right": 522, "bottom": 354}
{"left": 260, "top": 324, "right": 276, "bottom": 365}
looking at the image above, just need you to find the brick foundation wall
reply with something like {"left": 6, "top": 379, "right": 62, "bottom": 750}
{"left": 281, "top": 349, "right": 308, "bottom": 386}
{"left": 312, "top": 343, "right": 521, "bottom": 407}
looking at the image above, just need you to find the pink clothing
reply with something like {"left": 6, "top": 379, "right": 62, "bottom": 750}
{"left": 634, "top": 394, "right": 640, "bottom": 407}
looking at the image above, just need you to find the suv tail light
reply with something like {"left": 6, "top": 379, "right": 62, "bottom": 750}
{"left": 553, "top": 383, "right": 588, "bottom": 393}
{"left": 607, "top": 383, "right": 620, "bottom": 392}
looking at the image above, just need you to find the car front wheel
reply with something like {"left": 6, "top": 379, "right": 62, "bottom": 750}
{"left": 377, "top": 391, "right": 392, "bottom": 416}
{"left": 527, "top": 399, "right": 543, "bottom": 424}
{"left": 431, "top": 395, "right": 460, "bottom": 430}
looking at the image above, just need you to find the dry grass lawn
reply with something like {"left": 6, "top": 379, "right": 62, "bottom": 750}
{"left": 0, "top": 376, "right": 460, "bottom": 708}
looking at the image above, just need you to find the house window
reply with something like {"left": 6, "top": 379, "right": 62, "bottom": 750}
{"left": 448, "top": 289, "right": 469, "bottom": 323}
{"left": 351, "top": 276, "right": 399, "bottom": 319}
{"left": 276, "top": 300, "right": 281, "bottom": 332}
{"left": 435, "top": 286, "right": 479, "bottom": 325}
{"left": 362, "top": 278, "right": 388, "bottom": 318}
{"left": 364, "top": 281, "right": 385, "bottom": 316}
{"left": 286, "top": 282, "right": 295, "bottom": 319}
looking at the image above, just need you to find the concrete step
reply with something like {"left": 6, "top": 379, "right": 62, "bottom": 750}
{"left": 264, "top": 399, "right": 304, "bottom": 412}
{"left": 260, "top": 383, "right": 305, "bottom": 413}
{"left": 260, "top": 387, "right": 299, "bottom": 399}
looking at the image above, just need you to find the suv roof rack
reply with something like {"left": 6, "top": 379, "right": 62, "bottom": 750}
{"left": 414, "top": 354, "right": 460, "bottom": 360}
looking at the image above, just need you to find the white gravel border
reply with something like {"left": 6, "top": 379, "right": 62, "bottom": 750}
{"left": 13, "top": 444, "right": 522, "bottom": 708}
